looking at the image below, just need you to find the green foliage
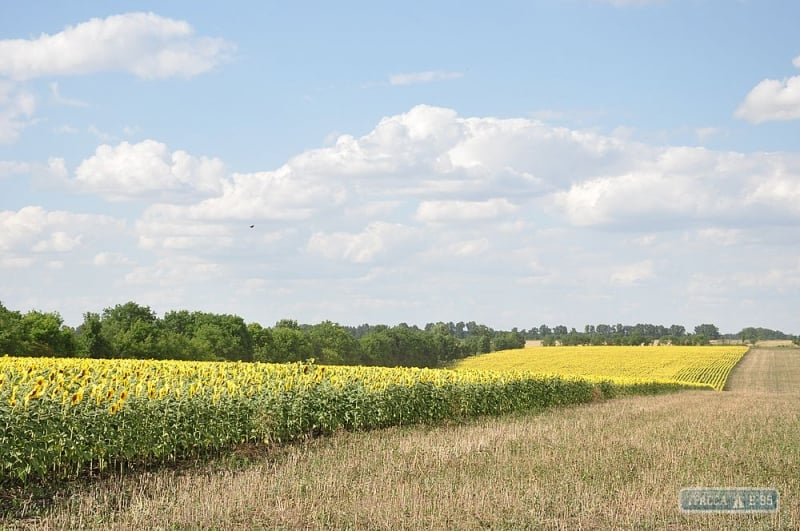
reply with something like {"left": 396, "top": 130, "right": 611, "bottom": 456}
{"left": 737, "top": 326, "right": 792, "bottom": 344}
{"left": 20, "top": 311, "right": 75, "bottom": 357}
{"left": 270, "top": 327, "right": 313, "bottom": 362}
{"left": 307, "top": 321, "right": 361, "bottom": 365}
{"left": 76, "top": 312, "right": 112, "bottom": 359}
{"left": 0, "top": 303, "right": 74, "bottom": 358}
{"left": 693, "top": 323, "right": 720, "bottom": 340}
{"left": 524, "top": 322, "right": 729, "bottom": 346}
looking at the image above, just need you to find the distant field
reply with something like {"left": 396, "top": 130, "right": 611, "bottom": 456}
{"left": 453, "top": 345, "right": 749, "bottom": 391}
{"left": 712, "top": 339, "right": 796, "bottom": 347}
{"left": 725, "top": 346, "right": 800, "bottom": 392}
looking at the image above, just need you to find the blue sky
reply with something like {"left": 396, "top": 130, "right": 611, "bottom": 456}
{"left": 2, "top": 1, "right": 800, "bottom": 334}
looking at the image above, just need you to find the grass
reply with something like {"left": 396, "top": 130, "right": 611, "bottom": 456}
{"left": 3, "top": 347, "right": 799, "bottom": 530}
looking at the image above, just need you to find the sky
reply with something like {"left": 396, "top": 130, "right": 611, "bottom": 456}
{"left": 1, "top": 1, "right": 800, "bottom": 334}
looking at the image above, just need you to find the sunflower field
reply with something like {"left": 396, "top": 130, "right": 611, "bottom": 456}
{"left": 452, "top": 345, "right": 749, "bottom": 391}
{"left": 0, "top": 354, "right": 710, "bottom": 488}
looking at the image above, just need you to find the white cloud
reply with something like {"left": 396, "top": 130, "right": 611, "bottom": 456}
{"left": 556, "top": 172, "right": 686, "bottom": 226}
{"left": 736, "top": 56, "right": 800, "bottom": 123}
{"left": 0, "top": 206, "right": 125, "bottom": 255}
{"left": 49, "top": 82, "right": 88, "bottom": 107}
{"left": 0, "top": 256, "right": 35, "bottom": 269}
{"left": 123, "top": 125, "right": 142, "bottom": 136}
{"left": 74, "top": 140, "right": 226, "bottom": 201}
{"left": 93, "top": 252, "right": 134, "bottom": 266}
{"left": 0, "top": 158, "right": 67, "bottom": 181}
{"left": 117, "top": 105, "right": 800, "bottom": 257}
{"left": 0, "top": 12, "right": 234, "bottom": 80}
{"left": 692, "top": 227, "right": 743, "bottom": 247}
{"left": 415, "top": 198, "right": 517, "bottom": 223}
{"left": 611, "top": 260, "right": 655, "bottom": 286}
{"left": 389, "top": 70, "right": 464, "bottom": 86}
{"left": 745, "top": 175, "right": 800, "bottom": 213}
{"left": 184, "top": 169, "right": 344, "bottom": 221}
{"left": 87, "top": 125, "right": 115, "bottom": 143}
{"left": 307, "top": 222, "right": 415, "bottom": 263}
{"left": 695, "top": 127, "right": 720, "bottom": 142}
{"left": 136, "top": 215, "right": 235, "bottom": 250}
{"left": 552, "top": 146, "right": 790, "bottom": 227}
{"left": 0, "top": 160, "right": 31, "bottom": 178}
{"left": 0, "top": 81, "right": 35, "bottom": 143}
{"left": 32, "top": 232, "right": 83, "bottom": 252}
{"left": 449, "top": 238, "right": 490, "bottom": 257}
{"left": 124, "top": 257, "right": 223, "bottom": 286}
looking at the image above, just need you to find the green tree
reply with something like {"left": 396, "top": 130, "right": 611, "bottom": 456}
{"left": 491, "top": 331, "right": 525, "bottom": 351}
{"left": 270, "top": 325, "right": 313, "bottom": 362}
{"left": 0, "top": 301, "right": 24, "bottom": 356}
{"left": 20, "top": 310, "right": 76, "bottom": 357}
{"left": 191, "top": 313, "right": 253, "bottom": 361}
{"left": 100, "top": 301, "right": 159, "bottom": 358}
{"left": 155, "top": 331, "right": 203, "bottom": 361}
{"left": 76, "top": 312, "right": 112, "bottom": 359}
{"left": 359, "top": 326, "right": 393, "bottom": 366}
{"left": 308, "top": 321, "right": 361, "bottom": 365}
{"left": 248, "top": 322, "right": 275, "bottom": 362}
{"left": 694, "top": 324, "right": 720, "bottom": 341}
{"left": 428, "top": 322, "right": 464, "bottom": 362}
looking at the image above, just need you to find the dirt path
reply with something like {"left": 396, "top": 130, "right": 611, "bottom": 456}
{"left": 724, "top": 347, "right": 800, "bottom": 393}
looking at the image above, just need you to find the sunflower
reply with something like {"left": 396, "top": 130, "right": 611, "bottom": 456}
{"left": 71, "top": 389, "right": 84, "bottom": 405}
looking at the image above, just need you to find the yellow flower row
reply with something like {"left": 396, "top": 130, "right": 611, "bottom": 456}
{"left": 452, "top": 345, "right": 749, "bottom": 390}
{"left": 0, "top": 356, "right": 574, "bottom": 413}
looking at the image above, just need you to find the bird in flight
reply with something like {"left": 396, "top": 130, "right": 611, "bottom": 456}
{"left": 249, "top": 225, "right": 255, "bottom": 229}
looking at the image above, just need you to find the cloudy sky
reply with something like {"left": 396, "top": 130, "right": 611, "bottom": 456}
{"left": 2, "top": 1, "right": 800, "bottom": 334}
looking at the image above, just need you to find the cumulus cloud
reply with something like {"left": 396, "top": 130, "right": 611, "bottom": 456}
{"left": 388, "top": 70, "right": 463, "bottom": 86}
{"left": 5, "top": 104, "right": 800, "bottom": 330}
{"left": 745, "top": 171, "right": 800, "bottom": 213}
{"left": 553, "top": 146, "right": 800, "bottom": 227}
{"left": 307, "top": 222, "right": 415, "bottom": 263}
{"left": 611, "top": 260, "right": 655, "bottom": 285}
{"left": 0, "top": 206, "right": 124, "bottom": 254}
{"left": 118, "top": 105, "right": 800, "bottom": 254}
{"left": 125, "top": 256, "right": 223, "bottom": 286}
{"left": 93, "top": 252, "right": 134, "bottom": 266}
{"left": 135, "top": 214, "right": 235, "bottom": 251}
{"left": 74, "top": 140, "right": 226, "bottom": 201}
{"left": 32, "top": 232, "right": 83, "bottom": 252}
{"left": 415, "top": 198, "right": 517, "bottom": 223}
{"left": 736, "top": 56, "right": 800, "bottom": 123}
{"left": 0, "top": 12, "right": 234, "bottom": 80}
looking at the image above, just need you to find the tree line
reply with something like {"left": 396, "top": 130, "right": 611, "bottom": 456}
{"left": 1, "top": 300, "right": 796, "bottom": 367}
{"left": 0, "top": 301, "right": 524, "bottom": 367}
{"left": 525, "top": 323, "right": 724, "bottom": 346}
